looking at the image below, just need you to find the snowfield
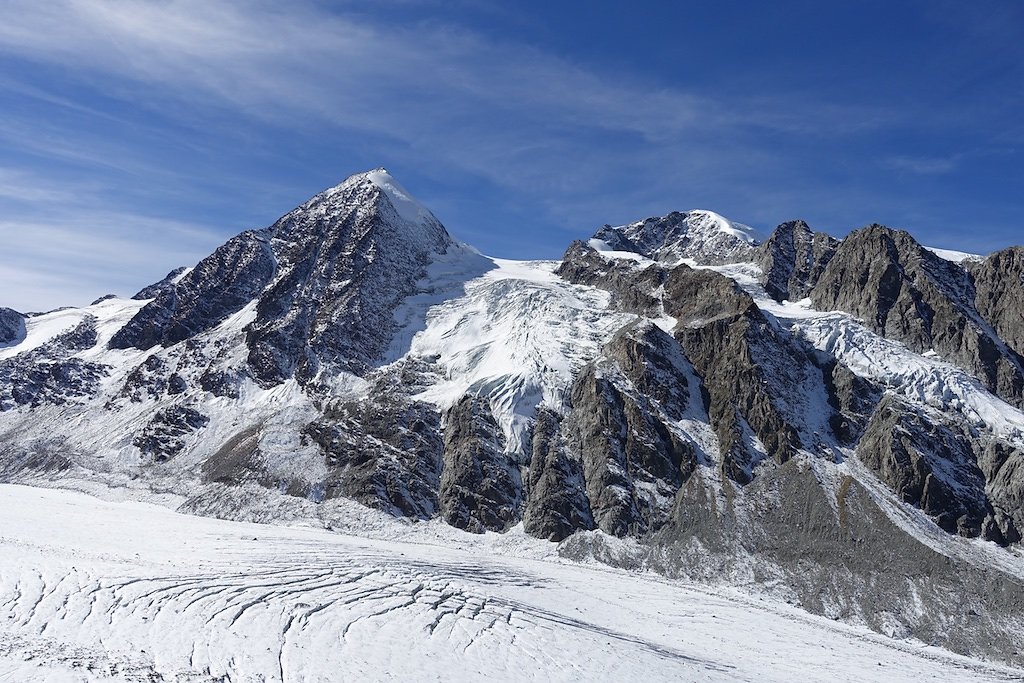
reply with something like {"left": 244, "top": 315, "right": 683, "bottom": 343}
{"left": 0, "top": 485, "right": 1019, "bottom": 682}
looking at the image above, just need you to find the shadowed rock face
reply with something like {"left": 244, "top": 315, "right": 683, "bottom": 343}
{"left": 304, "top": 398, "right": 444, "bottom": 519}
{"left": 970, "top": 246, "right": 1024, "bottom": 358}
{"left": 0, "top": 308, "right": 25, "bottom": 345}
{"left": 665, "top": 265, "right": 819, "bottom": 483}
{"left": 522, "top": 408, "right": 594, "bottom": 541}
{"left": 563, "top": 324, "right": 699, "bottom": 536}
{"left": 754, "top": 220, "right": 838, "bottom": 302}
{"left": 810, "top": 225, "right": 1024, "bottom": 408}
{"left": 110, "top": 231, "right": 275, "bottom": 351}
{"left": 857, "top": 395, "right": 999, "bottom": 541}
{"left": 440, "top": 395, "right": 521, "bottom": 533}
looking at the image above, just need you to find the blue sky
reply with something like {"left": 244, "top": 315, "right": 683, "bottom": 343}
{"left": 0, "top": 0, "right": 1022, "bottom": 311}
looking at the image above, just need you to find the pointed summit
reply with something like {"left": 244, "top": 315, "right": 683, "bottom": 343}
{"left": 111, "top": 168, "right": 460, "bottom": 385}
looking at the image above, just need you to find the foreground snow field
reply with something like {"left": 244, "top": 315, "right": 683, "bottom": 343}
{"left": 0, "top": 485, "right": 1019, "bottom": 682}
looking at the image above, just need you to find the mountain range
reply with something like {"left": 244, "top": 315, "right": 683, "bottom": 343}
{"left": 2, "top": 168, "right": 1024, "bottom": 665}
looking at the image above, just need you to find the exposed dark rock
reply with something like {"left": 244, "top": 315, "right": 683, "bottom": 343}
{"left": 132, "top": 266, "right": 188, "bottom": 300}
{"left": 857, "top": 395, "right": 995, "bottom": 540}
{"left": 591, "top": 210, "right": 758, "bottom": 265}
{"left": 754, "top": 220, "right": 838, "bottom": 302}
{"left": 246, "top": 176, "right": 454, "bottom": 385}
{"left": 564, "top": 323, "right": 698, "bottom": 536}
{"left": 0, "top": 318, "right": 106, "bottom": 410}
{"left": 304, "top": 398, "right": 444, "bottom": 519}
{"left": 522, "top": 408, "right": 595, "bottom": 541}
{"left": 121, "top": 354, "right": 169, "bottom": 402}
{"left": 970, "top": 246, "right": 1024, "bottom": 358}
{"left": 0, "top": 308, "right": 25, "bottom": 346}
{"left": 667, "top": 266, "right": 808, "bottom": 483}
{"left": 817, "top": 358, "right": 882, "bottom": 444}
{"left": 110, "top": 230, "right": 275, "bottom": 351}
{"left": 199, "top": 368, "right": 243, "bottom": 399}
{"left": 810, "top": 225, "right": 1024, "bottom": 408}
{"left": 439, "top": 395, "right": 521, "bottom": 533}
{"left": 133, "top": 405, "right": 209, "bottom": 462}
{"left": 555, "top": 241, "right": 666, "bottom": 316}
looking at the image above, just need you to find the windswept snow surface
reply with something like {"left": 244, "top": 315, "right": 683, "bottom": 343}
{"left": 0, "top": 485, "right": 1018, "bottom": 683}
{"left": 365, "top": 168, "right": 437, "bottom": 226}
{"left": 925, "top": 246, "right": 983, "bottom": 263}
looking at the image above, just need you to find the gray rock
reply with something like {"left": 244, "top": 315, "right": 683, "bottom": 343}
{"left": 754, "top": 220, "right": 838, "bottom": 302}
{"left": 111, "top": 231, "right": 275, "bottom": 351}
{"left": 970, "top": 246, "right": 1024, "bottom": 357}
{"left": 246, "top": 174, "right": 455, "bottom": 385}
{"left": 564, "top": 322, "right": 698, "bottom": 536}
{"left": 566, "top": 461, "right": 1024, "bottom": 668}
{"left": 304, "top": 398, "right": 444, "bottom": 519}
{"left": 132, "top": 266, "right": 188, "bottom": 300}
{"left": 592, "top": 210, "right": 759, "bottom": 265}
{"left": 439, "top": 395, "right": 522, "bottom": 533}
{"left": 521, "top": 408, "right": 595, "bottom": 541}
{"left": 857, "top": 395, "right": 996, "bottom": 540}
{"left": 555, "top": 241, "right": 666, "bottom": 316}
{"left": 666, "top": 265, "right": 807, "bottom": 482}
{"left": 0, "top": 307, "right": 25, "bottom": 345}
{"left": 133, "top": 405, "right": 209, "bottom": 462}
{"left": 0, "top": 318, "right": 106, "bottom": 410}
{"left": 811, "top": 225, "right": 1024, "bottom": 408}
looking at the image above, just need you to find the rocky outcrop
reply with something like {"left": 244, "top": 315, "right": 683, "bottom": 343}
{"left": 754, "top": 220, "right": 838, "bottom": 302}
{"left": 0, "top": 308, "right": 26, "bottom": 346}
{"left": 304, "top": 399, "right": 444, "bottom": 519}
{"left": 811, "top": 225, "right": 1024, "bottom": 408}
{"left": 555, "top": 241, "right": 666, "bottom": 316}
{"left": 246, "top": 173, "right": 454, "bottom": 385}
{"left": 666, "top": 266, "right": 810, "bottom": 483}
{"left": 132, "top": 266, "right": 188, "bottom": 300}
{"left": 0, "top": 317, "right": 106, "bottom": 410}
{"left": 563, "top": 323, "right": 699, "bottom": 536}
{"left": 522, "top": 408, "right": 594, "bottom": 541}
{"left": 133, "top": 405, "right": 209, "bottom": 462}
{"left": 970, "top": 246, "right": 1024, "bottom": 357}
{"left": 439, "top": 396, "right": 521, "bottom": 533}
{"left": 111, "top": 231, "right": 275, "bottom": 350}
{"left": 857, "top": 395, "right": 998, "bottom": 541}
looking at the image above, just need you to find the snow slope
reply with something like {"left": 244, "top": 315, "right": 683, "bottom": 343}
{"left": 0, "top": 485, "right": 1018, "bottom": 683}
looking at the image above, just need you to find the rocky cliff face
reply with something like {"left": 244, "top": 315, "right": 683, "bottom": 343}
{"left": 808, "top": 225, "right": 1024, "bottom": 409}
{"left": 970, "top": 246, "right": 1024, "bottom": 357}
{"left": 754, "top": 220, "right": 838, "bottom": 302}
{"left": 0, "top": 308, "right": 25, "bottom": 345}
{"left": 3, "top": 170, "right": 1024, "bottom": 664}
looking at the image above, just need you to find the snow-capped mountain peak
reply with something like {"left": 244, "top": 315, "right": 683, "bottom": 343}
{"left": 590, "top": 208, "right": 763, "bottom": 265}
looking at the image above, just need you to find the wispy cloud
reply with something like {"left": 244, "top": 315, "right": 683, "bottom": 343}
{"left": 882, "top": 154, "right": 960, "bottom": 175}
{"left": 1, "top": 0, "right": 1011, "bottom": 310}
